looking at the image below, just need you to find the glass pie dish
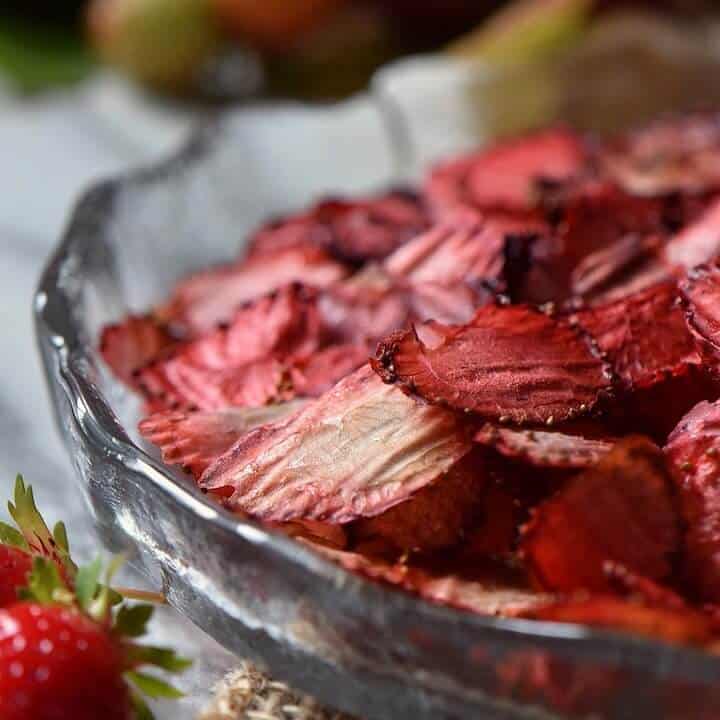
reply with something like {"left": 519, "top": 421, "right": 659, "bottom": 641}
{"left": 36, "top": 42, "right": 720, "bottom": 720}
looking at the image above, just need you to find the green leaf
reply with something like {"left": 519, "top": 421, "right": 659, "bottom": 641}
{"left": 53, "top": 521, "right": 71, "bottom": 554}
{"left": 75, "top": 557, "right": 103, "bottom": 612}
{"left": 115, "top": 604, "right": 154, "bottom": 638}
{"left": 8, "top": 475, "right": 76, "bottom": 577}
{"left": 21, "top": 557, "right": 66, "bottom": 604}
{"left": 126, "top": 645, "right": 192, "bottom": 674}
{"left": 130, "top": 690, "right": 156, "bottom": 720}
{"left": 126, "top": 671, "right": 185, "bottom": 700}
{"left": 0, "top": 522, "right": 29, "bottom": 552}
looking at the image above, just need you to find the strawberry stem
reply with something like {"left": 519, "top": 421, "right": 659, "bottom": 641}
{"left": 115, "top": 587, "right": 167, "bottom": 605}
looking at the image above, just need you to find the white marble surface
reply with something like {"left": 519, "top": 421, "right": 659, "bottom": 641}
{"left": 0, "top": 75, "right": 237, "bottom": 718}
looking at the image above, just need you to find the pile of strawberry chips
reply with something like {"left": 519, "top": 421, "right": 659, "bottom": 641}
{"left": 103, "top": 113, "right": 720, "bottom": 653}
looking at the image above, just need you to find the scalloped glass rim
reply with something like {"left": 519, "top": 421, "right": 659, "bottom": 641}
{"left": 35, "top": 103, "right": 720, "bottom": 719}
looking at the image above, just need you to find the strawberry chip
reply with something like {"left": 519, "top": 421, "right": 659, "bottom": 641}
{"left": 475, "top": 424, "right": 614, "bottom": 469}
{"left": 351, "top": 450, "right": 487, "bottom": 553}
{"left": 384, "top": 210, "right": 546, "bottom": 295}
{"left": 312, "top": 544, "right": 549, "bottom": 617}
{"left": 373, "top": 304, "right": 614, "bottom": 424}
{"left": 573, "top": 281, "right": 701, "bottom": 390}
{"left": 604, "top": 562, "right": 689, "bottom": 611}
{"left": 158, "top": 245, "right": 347, "bottom": 336}
{"left": 137, "top": 285, "right": 324, "bottom": 411}
{"left": 246, "top": 190, "right": 428, "bottom": 265}
{"left": 665, "top": 400, "right": 720, "bottom": 602}
{"left": 664, "top": 197, "right": 720, "bottom": 271}
{"left": 138, "top": 401, "right": 308, "bottom": 478}
{"left": 570, "top": 234, "right": 668, "bottom": 305}
{"left": 200, "top": 366, "right": 474, "bottom": 523}
{"left": 426, "top": 129, "right": 587, "bottom": 214}
{"left": 520, "top": 437, "right": 681, "bottom": 594}
{"left": 602, "top": 113, "right": 720, "bottom": 197}
{"left": 681, "top": 261, "right": 720, "bottom": 368}
{"left": 99, "top": 315, "right": 175, "bottom": 386}
{"left": 521, "top": 596, "right": 717, "bottom": 647}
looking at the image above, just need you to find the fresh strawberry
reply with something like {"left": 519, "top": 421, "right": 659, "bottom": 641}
{"left": 0, "top": 546, "right": 31, "bottom": 608}
{"left": 0, "top": 476, "right": 76, "bottom": 606}
{"left": 0, "top": 479, "right": 190, "bottom": 720}
{"left": 0, "top": 602, "right": 130, "bottom": 720}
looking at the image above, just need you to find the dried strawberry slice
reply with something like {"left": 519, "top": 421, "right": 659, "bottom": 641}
{"left": 475, "top": 424, "right": 613, "bottom": 469}
{"left": 99, "top": 315, "right": 176, "bottom": 386}
{"left": 247, "top": 190, "right": 428, "bottom": 265}
{"left": 558, "top": 182, "right": 665, "bottom": 262}
{"left": 139, "top": 357, "right": 294, "bottom": 413}
{"left": 520, "top": 437, "right": 681, "bottom": 593}
{"left": 426, "top": 129, "right": 587, "bottom": 214}
{"left": 139, "top": 401, "right": 307, "bottom": 478}
{"left": 681, "top": 261, "right": 720, "bottom": 366}
{"left": 319, "top": 266, "right": 489, "bottom": 348}
{"left": 573, "top": 281, "right": 701, "bottom": 390}
{"left": 200, "top": 366, "right": 474, "bottom": 523}
{"left": 384, "top": 210, "right": 546, "bottom": 293}
{"left": 317, "top": 267, "right": 412, "bottom": 346}
{"left": 604, "top": 562, "right": 689, "bottom": 611}
{"left": 351, "top": 450, "right": 486, "bottom": 553}
{"left": 570, "top": 234, "right": 668, "bottom": 304}
{"left": 665, "top": 400, "right": 720, "bottom": 602}
{"left": 289, "top": 344, "right": 369, "bottom": 398}
{"left": 461, "top": 482, "right": 519, "bottom": 557}
{"left": 602, "top": 113, "right": 720, "bottom": 197}
{"left": 663, "top": 197, "right": 720, "bottom": 271}
{"left": 158, "top": 246, "right": 347, "bottom": 336}
{"left": 521, "top": 596, "right": 716, "bottom": 646}
{"left": 137, "top": 285, "right": 324, "bottom": 411}
{"left": 373, "top": 304, "right": 614, "bottom": 424}
{"left": 312, "top": 544, "right": 549, "bottom": 617}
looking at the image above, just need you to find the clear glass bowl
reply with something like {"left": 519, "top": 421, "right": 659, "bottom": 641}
{"left": 36, "top": 53, "right": 720, "bottom": 720}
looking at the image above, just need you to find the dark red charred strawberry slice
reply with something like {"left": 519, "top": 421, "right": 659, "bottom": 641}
{"left": 351, "top": 450, "right": 486, "bottom": 553}
{"left": 520, "top": 438, "right": 681, "bottom": 594}
{"left": 602, "top": 113, "right": 720, "bottom": 197}
{"left": 246, "top": 189, "right": 428, "bottom": 265}
{"left": 200, "top": 366, "right": 474, "bottom": 523}
{"left": 384, "top": 210, "right": 547, "bottom": 294}
{"left": 99, "top": 315, "right": 176, "bottom": 387}
{"left": 426, "top": 129, "right": 587, "bottom": 214}
{"left": 137, "top": 285, "right": 324, "bottom": 411}
{"left": 475, "top": 424, "right": 614, "bottom": 469}
{"left": 139, "top": 401, "right": 308, "bottom": 478}
{"left": 665, "top": 400, "right": 720, "bottom": 602}
{"left": 158, "top": 246, "right": 347, "bottom": 336}
{"left": 573, "top": 281, "right": 701, "bottom": 390}
{"left": 663, "top": 197, "right": 720, "bottom": 271}
{"left": 681, "top": 261, "right": 720, "bottom": 368}
{"left": 520, "top": 596, "right": 716, "bottom": 647}
{"left": 373, "top": 304, "right": 614, "bottom": 425}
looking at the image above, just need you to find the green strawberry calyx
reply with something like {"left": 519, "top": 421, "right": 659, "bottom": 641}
{"left": 0, "top": 475, "right": 76, "bottom": 578}
{"left": 4, "top": 476, "right": 191, "bottom": 720}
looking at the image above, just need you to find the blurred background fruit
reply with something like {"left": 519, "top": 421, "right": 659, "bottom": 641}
{"left": 212, "top": 0, "right": 345, "bottom": 51}
{"left": 87, "top": 0, "right": 221, "bottom": 92}
{"left": 2, "top": 0, "right": 720, "bottom": 100}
